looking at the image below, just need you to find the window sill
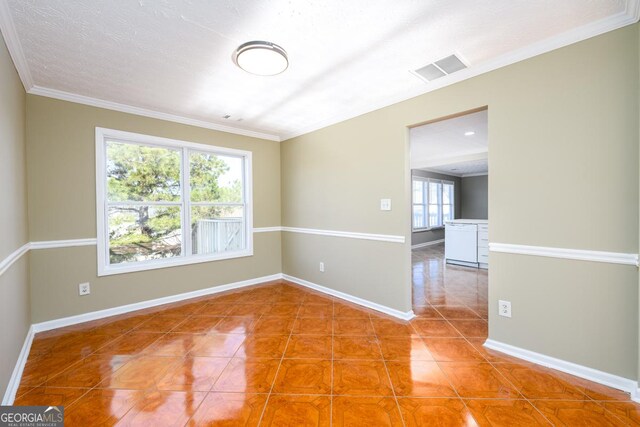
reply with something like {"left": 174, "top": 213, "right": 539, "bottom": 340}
{"left": 97, "top": 249, "right": 254, "bottom": 277}
{"left": 412, "top": 226, "right": 445, "bottom": 233}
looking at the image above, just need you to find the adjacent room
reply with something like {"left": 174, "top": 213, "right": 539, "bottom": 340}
{"left": 410, "top": 109, "right": 490, "bottom": 358}
{"left": 1, "top": 1, "right": 639, "bottom": 425}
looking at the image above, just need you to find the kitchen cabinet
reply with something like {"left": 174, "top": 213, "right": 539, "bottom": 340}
{"left": 444, "top": 220, "right": 489, "bottom": 269}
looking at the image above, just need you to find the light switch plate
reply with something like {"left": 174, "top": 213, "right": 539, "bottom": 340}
{"left": 380, "top": 199, "right": 391, "bottom": 211}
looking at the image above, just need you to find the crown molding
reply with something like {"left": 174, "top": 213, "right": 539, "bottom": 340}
{"left": 2, "top": 1, "right": 638, "bottom": 142}
{"left": 28, "top": 86, "right": 281, "bottom": 141}
{"left": 0, "top": 0, "right": 33, "bottom": 90}
{"left": 281, "top": 1, "right": 640, "bottom": 140}
{"left": 627, "top": 0, "right": 640, "bottom": 22}
{"left": 0, "top": 1, "right": 283, "bottom": 144}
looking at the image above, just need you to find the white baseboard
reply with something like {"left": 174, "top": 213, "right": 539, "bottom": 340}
{"left": 282, "top": 274, "right": 415, "bottom": 321}
{"left": 33, "top": 272, "right": 415, "bottom": 331}
{"left": 6, "top": 272, "right": 411, "bottom": 404}
{"left": 484, "top": 339, "right": 639, "bottom": 401}
{"left": 411, "top": 239, "right": 444, "bottom": 250}
{"left": 32, "top": 274, "right": 282, "bottom": 333}
{"left": 2, "top": 325, "right": 35, "bottom": 405}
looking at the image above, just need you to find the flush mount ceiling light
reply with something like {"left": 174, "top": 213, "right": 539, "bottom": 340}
{"left": 234, "top": 41, "right": 288, "bottom": 76}
{"left": 464, "top": 131, "right": 475, "bottom": 136}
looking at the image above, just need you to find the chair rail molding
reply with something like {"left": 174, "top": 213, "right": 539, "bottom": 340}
{"left": 281, "top": 227, "right": 405, "bottom": 243}
{"left": 489, "top": 242, "right": 639, "bottom": 266}
{"left": 0, "top": 243, "right": 30, "bottom": 276}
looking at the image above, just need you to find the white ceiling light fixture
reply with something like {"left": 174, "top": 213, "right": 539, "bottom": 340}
{"left": 464, "top": 131, "right": 475, "bottom": 136}
{"left": 234, "top": 41, "right": 288, "bottom": 76}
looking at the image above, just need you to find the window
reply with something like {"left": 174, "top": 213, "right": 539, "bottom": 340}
{"left": 96, "top": 128, "right": 252, "bottom": 276}
{"left": 412, "top": 177, "right": 454, "bottom": 230}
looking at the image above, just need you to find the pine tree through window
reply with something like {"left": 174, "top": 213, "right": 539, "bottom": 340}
{"left": 96, "top": 128, "right": 253, "bottom": 275}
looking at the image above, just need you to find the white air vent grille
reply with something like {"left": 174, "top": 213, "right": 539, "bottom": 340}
{"left": 412, "top": 54, "right": 467, "bottom": 82}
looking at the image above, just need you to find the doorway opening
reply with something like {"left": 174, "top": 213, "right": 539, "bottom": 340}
{"left": 408, "top": 107, "right": 489, "bottom": 338}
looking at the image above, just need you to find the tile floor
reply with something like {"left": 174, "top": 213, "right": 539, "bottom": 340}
{"left": 13, "top": 243, "right": 639, "bottom": 425}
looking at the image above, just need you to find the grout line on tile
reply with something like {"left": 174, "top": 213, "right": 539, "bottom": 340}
{"left": 373, "top": 314, "right": 406, "bottom": 427}
{"left": 256, "top": 285, "right": 303, "bottom": 426}
{"left": 330, "top": 299, "right": 334, "bottom": 426}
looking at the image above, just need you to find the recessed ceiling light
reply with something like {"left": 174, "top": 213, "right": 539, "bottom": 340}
{"left": 464, "top": 131, "right": 475, "bottom": 136}
{"left": 234, "top": 41, "right": 288, "bottom": 76}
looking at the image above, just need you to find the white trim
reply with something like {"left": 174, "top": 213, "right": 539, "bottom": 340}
{"left": 2, "top": 272, "right": 416, "bottom": 403}
{"left": 283, "top": 274, "right": 415, "bottom": 321}
{"left": 1, "top": 226, "right": 401, "bottom": 278}
{"left": 32, "top": 274, "right": 282, "bottom": 333}
{"left": 281, "top": 3, "right": 640, "bottom": 140}
{"left": 29, "top": 86, "right": 280, "bottom": 141}
{"left": 97, "top": 250, "right": 255, "bottom": 277}
{"left": 253, "top": 227, "right": 283, "bottom": 233}
{"left": 32, "top": 272, "right": 416, "bottom": 330}
{"left": 2, "top": 3, "right": 635, "bottom": 143}
{"left": 446, "top": 259, "right": 479, "bottom": 268}
{"left": 282, "top": 227, "right": 405, "bottom": 244}
{"left": 461, "top": 172, "right": 488, "bottom": 178}
{"left": 95, "top": 127, "right": 257, "bottom": 157}
{"left": 411, "top": 239, "right": 444, "bottom": 250}
{"left": 484, "top": 339, "right": 638, "bottom": 401}
{"left": 0, "top": 1, "right": 33, "bottom": 90}
{"left": 489, "top": 242, "right": 639, "bottom": 267}
{"left": 411, "top": 177, "right": 454, "bottom": 231}
{"left": 1, "top": 325, "right": 35, "bottom": 405}
{"left": 413, "top": 152, "right": 488, "bottom": 170}
{"left": 94, "top": 127, "right": 254, "bottom": 277}
{"left": 30, "top": 238, "right": 97, "bottom": 250}
{"left": 0, "top": 271, "right": 414, "bottom": 406}
{"left": 0, "top": 243, "right": 30, "bottom": 277}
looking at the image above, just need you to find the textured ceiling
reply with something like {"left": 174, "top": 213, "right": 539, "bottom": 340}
{"left": 426, "top": 159, "right": 489, "bottom": 177}
{"left": 410, "top": 110, "right": 488, "bottom": 171}
{"left": 3, "top": 0, "right": 631, "bottom": 139}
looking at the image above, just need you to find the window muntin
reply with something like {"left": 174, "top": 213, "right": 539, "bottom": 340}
{"left": 412, "top": 176, "right": 454, "bottom": 230}
{"left": 96, "top": 128, "right": 253, "bottom": 276}
{"left": 442, "top": 183, "right": 454, "bottom": 223}
{"left": 428, "top": 181, "right": 442, "bottom": 227}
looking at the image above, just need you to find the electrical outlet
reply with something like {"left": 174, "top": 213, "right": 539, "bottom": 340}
{"left": 498, "top": 300, "right": 511, "bottom": 318}
{"left": 319, "top": 262, "right": 325, "bottom": 272}
{"left": 380, "top": 198, "right": 391, "bottom": 211}
{"left": 79, "top": 282, "right": 91, "bottom": 296}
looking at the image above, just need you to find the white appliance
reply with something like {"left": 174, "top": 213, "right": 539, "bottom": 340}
{"left": 445, "top": 223, "right": 478, "bottom": 266}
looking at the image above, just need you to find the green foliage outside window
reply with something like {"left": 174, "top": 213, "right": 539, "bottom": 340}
{"left": 106, "top": 141, "right": 242, "bottom": 264}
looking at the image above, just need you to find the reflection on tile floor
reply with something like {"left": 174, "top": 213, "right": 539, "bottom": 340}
{"left": 15, "top": 244, "right": 639, "bottom": 425}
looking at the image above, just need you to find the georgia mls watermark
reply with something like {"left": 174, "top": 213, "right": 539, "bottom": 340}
{"left": 0, "top": 406, "right": 64, "bottom": 427}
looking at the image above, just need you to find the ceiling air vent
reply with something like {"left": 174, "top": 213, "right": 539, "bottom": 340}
{"left": 412, "top": 54, "right": 467, "bottom": 82}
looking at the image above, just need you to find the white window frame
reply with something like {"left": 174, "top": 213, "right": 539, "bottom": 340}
{"left": 95, "top": 127, "right": 253, "bottom": 276}
{"left": 412, "top": 176, "right": 454, "bottom": 231}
